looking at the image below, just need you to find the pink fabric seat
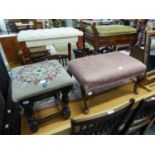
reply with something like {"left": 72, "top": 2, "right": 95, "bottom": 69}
{"left": 68, "top": 52, "right": 146, "bottom": 95}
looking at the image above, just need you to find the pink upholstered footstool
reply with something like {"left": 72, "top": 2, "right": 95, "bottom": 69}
{"left": 68, "top": 52, "right": 146, "bottom": 113}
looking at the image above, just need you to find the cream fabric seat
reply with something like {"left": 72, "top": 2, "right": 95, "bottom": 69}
{"left": 17, "top": 28, "right": 83, "bottom": 42}
{"left": 11, "top": 60, "right": 73, "bottom": 102}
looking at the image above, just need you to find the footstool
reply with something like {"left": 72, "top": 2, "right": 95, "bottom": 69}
{"left": 11, "top": 60, "right": 73, "bottom": 132}
{"left": 68, "top": 52, "right": 146, "bottom": 114}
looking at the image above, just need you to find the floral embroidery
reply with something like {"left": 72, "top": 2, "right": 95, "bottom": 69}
{"left": 12, "top": 61, "right": 62, "bottom": 88}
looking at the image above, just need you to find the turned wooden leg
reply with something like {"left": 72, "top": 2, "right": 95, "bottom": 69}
{"left": 134, "top": 76, "right": 142, "bottom": 94}
{"left": 93, "top": 45, "right": 99, "bottom": 55}
{"left": 61, "top": 87, "right": 71, "bottom": 119}
{"left": 21, "top": 101, "right": 38, "bottom": 133}
{"left": 83, "top": 97, "right": 89, "bottom": 114}
{"left": 112, "top": 45, "right": 116, "bottom": 51}
{"left": 80, "top": 87, "right": 89, "bottom": 114}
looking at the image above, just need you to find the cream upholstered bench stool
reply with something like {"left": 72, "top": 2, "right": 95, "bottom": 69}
{"left": 68, "top": 52, "right": 146, "bottom": 114}
{"left": 11, "top": 60, "right": 73, "bottom": 132}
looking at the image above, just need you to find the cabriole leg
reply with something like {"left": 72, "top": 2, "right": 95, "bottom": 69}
{"left": 134, "top": 76, "right": 143, "bottom": 94}
{"left": 80, "top": 87, "right": 89, "bottom": 114}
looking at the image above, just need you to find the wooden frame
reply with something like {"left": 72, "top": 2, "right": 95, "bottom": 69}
{"left": 20, "top": 85, "right": 72, "bottom": 133}
{"left": 31, "top": 43, "right": 72, "bottom": 65}
{"left": 80, "top": 76, "right": 143, "bottom": 114}
{"left": 121, "top": 97, "right": 155, "bottom": 135}
{"left": 80, "top": 20, "right": 137, "bottom": 53}
{"left": 137, "top": 31, "right": 155, "bottom": 92}
{"left": 71, "top": 98, "right": 135, "bottom": 135}
{"left": 130, "top": 31, "right": 155, "bottom": 68}
{"left": 144, "top": 31, "right": 155, "bottom": 68}
{"left": 124, "top": 31, "right": 155, "bottom": 92}
{"left": 19, "top": 36, "right": 84, "bottom": 64}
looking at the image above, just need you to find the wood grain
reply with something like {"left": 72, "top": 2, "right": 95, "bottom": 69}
{"left": 21, "top": 81, "right": 155, "bottom": 135}
{"left": 0, "top": 34, "right": 21, "bottom": 64}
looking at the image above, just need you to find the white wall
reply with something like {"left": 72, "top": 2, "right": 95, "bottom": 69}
{"left": 0, "top": 19, "right": 7, "bottom": 31}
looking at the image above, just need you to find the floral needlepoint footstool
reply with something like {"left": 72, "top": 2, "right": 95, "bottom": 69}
{"left": 11, "top": 60, "right": 73, "bottom": 132}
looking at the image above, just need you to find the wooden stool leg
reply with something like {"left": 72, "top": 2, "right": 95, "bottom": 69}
{"left": 94, "top": 47, "right": 99, "bottom": 55}
{"left": 21, "top": 101, "right": 38, "bottom": 133}
{"left": 83, "top": 97, "right": 89, "bottom": 114}
{"left": 134, "top": 77, "right": 139, "bottom": 94}
{"left": 80, "top": 87, "right": 89, "bottom": 114}
{"left": 134, "top": 76, "right": 143, "bottom": 94}
{"left": 61, "top": 87, "right": 71, "bottom": 119}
